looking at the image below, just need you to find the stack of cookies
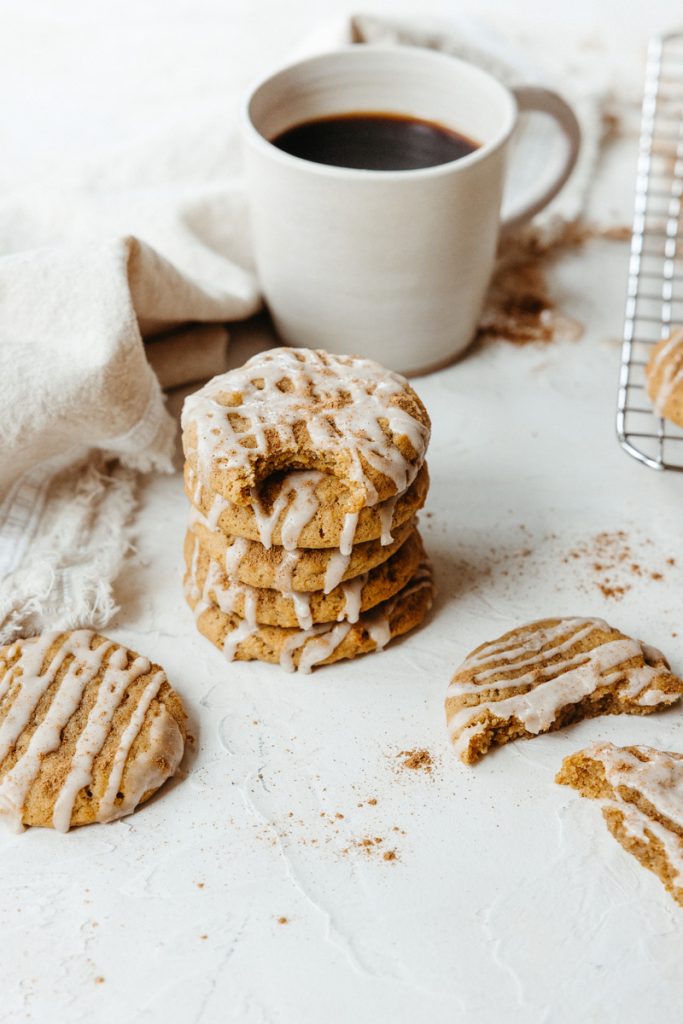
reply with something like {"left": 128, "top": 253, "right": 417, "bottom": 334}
{"left": 180, "top": 347, "right": 434, "bottom": 673}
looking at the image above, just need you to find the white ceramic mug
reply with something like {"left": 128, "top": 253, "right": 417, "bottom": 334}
{"left": 242, "top": 46, "right": 580, "bottom": 375}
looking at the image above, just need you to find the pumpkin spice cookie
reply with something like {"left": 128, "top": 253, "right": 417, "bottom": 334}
{"left": 646, "top": 327, "right": 683, "bottom": 428}
{"left": 184, "top": 461, "right": 429, "bottom": 553}
{"left": 0, "top": 631, "right": 186, "bottom": 832}
{"left": 445, "top": 617, "right": 683, "bottom": 764}
{"left": 184, "top": 527, "right": 423, "bottom": 629}
{"left": 184, "top": 560, "right": 434, "bottom": 673}
{"left": 187, "top": 508, "right": 416, "bottom": 593}
{"left": 181, "top": 347, "right": 431, "bottom": 512}
{"left": 557, "top": 742, "right": 683, "bottom": 907}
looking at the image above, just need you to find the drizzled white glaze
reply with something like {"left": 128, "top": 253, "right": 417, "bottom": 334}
{"left": 207, "top": 492, "right": 229, "bottom": 530}
{"left": 279, "top": 621, "right": 353, "bottom": 675}
{"left": 324, "top": 549, "right": 352, "bottom": 594}
{"left": 340, "top": 512, "right": 359, "bottom": 557}
{"left": 576, "top": 742, "right": 683, "bottom": 887}
{"left": 251, "top": 471, "right": 322, "bottom": 551}
{"left": 446, "top": 618, "right": 676, "bottom": 757}
{"left": 181, "top": 348, "right": 430, "bottom": 510}
{"left": 225, "top": 536, "right": 249, "bottom": 579}
{"left": 0, "top": 631, "right": 181, "bottom": 833}
{"left": 649, "top": 327, "right": 683, "bottom": 415}
{"left": 379, "top": 495, "right": 397, "bottom": 546}
{"left": 339, "top": 575, "right": 366, "bottom": 624}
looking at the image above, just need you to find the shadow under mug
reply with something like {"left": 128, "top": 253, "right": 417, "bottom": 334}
{"left": 242, "top": 45, "right": 580, "bottom": 375}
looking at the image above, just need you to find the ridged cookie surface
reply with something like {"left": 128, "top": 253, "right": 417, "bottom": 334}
{"left": 184, "top": 527, "right": 423, "bottom": 629}
{"left": 187, "top": 510, "right": 416, "bottom": 593}
{"left": 185, "top": 561, "right": 434, "bottom": 673}
{"left": 181, "top": 347, "right": 431, "bottom": 511}
{"left": 0, "top": 631, "right": 186, "bottom": 832}
{"left": 446, "top": 617, "right": 683, "bottom": 764}
{"left": 557, "top": 742, "right": 683, "bottom": 907}
{"left": 184, "top": 462, "right": 429, "bottom": 553}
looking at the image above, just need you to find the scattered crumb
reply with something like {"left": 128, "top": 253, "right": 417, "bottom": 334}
{"left": 196, "top": 882, "right": 205, "bottom": 890}
{"left": 398, "top": 749, "right": 433, "bottom": 772}
{"left": 200, "top": 935, "right": 208, "bottom": 941}
{"left": 335, "top": 812, "right": 344, "bottom": 820}
{"left": 277, "top": 917, "right": 288, "bottom": 925}
{"left": 95, "top": 977, "right": 105, "bottom": 985}
{"left": 383, "top": 850, "right": 398, "bottom": 862}
{"left": 367, "top": 798, "right": 377, "bottom": 806}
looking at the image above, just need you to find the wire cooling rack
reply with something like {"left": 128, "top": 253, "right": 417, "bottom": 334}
{"left": 616, "top": 30, "right": 683, "bottom": 471}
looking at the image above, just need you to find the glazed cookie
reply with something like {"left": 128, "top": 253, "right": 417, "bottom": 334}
{"left": 557, "top": 742, "right": 683, "bottom": 907}
{"left": 184, "top": 527, "right": 423, "bottom": 630}
{"left": 188, "top": 508, "right": 416, "bottom": 593}
{"left": 646, "top": 328, "right": 683, "bottom": 428}
{"left": 445, "top": 617, "right": 683, "bottom": 764}
{"left": 181, "top": 347, "right": 431, "bottom": 511}
{"left": 185, "top": 560, "right": 434, "bottom": 673}
{"left": 184, "top": 462, "right": 429, "bottom": 553}
{"left": 0, "top": 631, "right": 186, "bottom": 832}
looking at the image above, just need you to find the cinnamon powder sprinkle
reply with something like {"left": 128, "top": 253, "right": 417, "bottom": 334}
{"left": 399, "top": 749, "right": 433, "bottom": 772}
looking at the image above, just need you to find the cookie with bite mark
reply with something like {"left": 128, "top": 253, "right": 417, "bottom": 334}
{"left": 557, "top": 742, "right": 683, "bottom": 907}
{"left": 445, "top": 617, "right": 683, "bottom": 764}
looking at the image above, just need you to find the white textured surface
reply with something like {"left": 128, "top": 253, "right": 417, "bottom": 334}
{"left": 4, "top": 3, "right": 683, "bottom": 1023}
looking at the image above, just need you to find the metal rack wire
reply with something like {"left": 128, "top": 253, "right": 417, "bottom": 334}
{"left": 617, "top": 30, "right": 683, "bottom": 471}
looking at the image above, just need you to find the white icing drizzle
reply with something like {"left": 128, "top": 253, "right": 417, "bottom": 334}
{"left": 649, "top": 327, "right": 683, "bottom": 414}
{"left": 365, "top": 611, "right": 392, "bottom": 652}
{"left": 207, "top": 491, "right": 229, "bottom": 530}
{"left": 273, "top": 549, "right": 297, "bottom": 592}
{"left": 224, "top": 535, "right": 249, "bottom": 579}
{"left": 288, "top": 591, "right": 313, "bottom": 631}
{"left": 279, "top": 621, "right": 353, "bottom": 675}
{"left": 379, "top": 495, "right": 397, "bottom": 546}
{"left": 97, "top": 670, "right": 166, "bottom": 823}
{"left": 251, "top": 470, "right": 322, "bottom": 550}
{"left": 52, "top": 648, "right": 152, "bottom": 833}
{"left": 324, "top": 549, "right": 351, "bottom": 594}
{"left": 340, "top": 512, "right": 359, "bottom": 557}
{"left": 339, "top": 575, "right": 366, "bottom": 624}
{"left": 446, "top": 618, "right": 675, "bottom": 757}
{"left": 578, "top": 742, "right": 683, "bottom": 886}
{"left": 0, "top": 632, "right": 179, "bottom": 832}
{"left": 181, "top": 347, "right": 430, "bottom": 509}
{"left": 222, "top": 617, "right": 259, "bottom": 662}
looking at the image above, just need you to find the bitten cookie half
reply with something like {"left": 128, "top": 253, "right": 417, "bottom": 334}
{"left": 557, "top": 742, "right": 683, "bottom": 907}
{"left": 0, "top": 631, "right": 186, "bottom": 832}
{"left": 445, "top": 617, "right": 683, "bottom": 764}
{"left": 181, "top": 347, "right": 431, "bottom": 511}
{"left": 646, "top": 328, "right": 683, "bottom": 428}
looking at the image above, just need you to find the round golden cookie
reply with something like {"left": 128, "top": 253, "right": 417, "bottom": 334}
{"left": 187, "top": 509, "right": 416, "bottom": 592}
{"left": 185, "top": 560, "right": 434, "bottom": 673}
{"left": 181, "top": 347, "right": 431, "bottom": 511}
{"left": 446, "top": 617, "right": 683, "bottom": 765}
{"left": 184, "top": 526, "right": 423, "bottom": 629}
{"left": 646, "top": 328, "right": 683, "bottom": 428}
{"left": 184, "top": 462, "right": 429, "bottom": 551}
{"left": 0, "top": 630, "right": 186, "bottom": 832}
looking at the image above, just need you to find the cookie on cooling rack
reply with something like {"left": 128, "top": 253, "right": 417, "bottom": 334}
{"left": 445, "top": 617, "right": 683, "bottom": 764}
{"left": 0, "top": 631, "right": 186, "bottom": 832}
{"left": 557, "top": 742, "right": 683, "bottom": 907}
{"left": 646, "top": 327, "right": 683, "bottom": 428}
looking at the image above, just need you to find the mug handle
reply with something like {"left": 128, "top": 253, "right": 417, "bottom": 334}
{"left": 500, "top": 85, "right": 581, "bottom": 232}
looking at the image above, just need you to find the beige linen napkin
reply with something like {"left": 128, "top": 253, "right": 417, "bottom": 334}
{"left": 0, "top": 11, "right": 605, "bottom": 642}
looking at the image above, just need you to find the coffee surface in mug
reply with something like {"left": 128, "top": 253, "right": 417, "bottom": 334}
{"left": 271, "top": 112, "right": 479, "bottom": 171}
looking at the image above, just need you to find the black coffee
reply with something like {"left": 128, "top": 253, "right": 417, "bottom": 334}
{"left": 271, "top": 112, "right": 478, "bottom": 171}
